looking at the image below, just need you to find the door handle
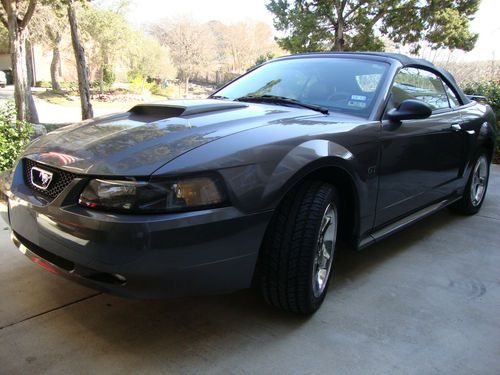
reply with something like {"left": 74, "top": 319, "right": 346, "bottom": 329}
{"left": 451, "top": 123, "right": 462, "bottom": 132}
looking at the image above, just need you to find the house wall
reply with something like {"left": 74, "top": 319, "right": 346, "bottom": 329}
{"left": 1, "top": 41, "right": 129, "bottom": 85}
{"left": 0, "top": 54, "right": 11, "bottom": 71}
{"left": 33, "top": 44, "right": 78, "bottom": 83}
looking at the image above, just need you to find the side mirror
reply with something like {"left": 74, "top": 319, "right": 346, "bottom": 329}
{"left": 386, "top": 99, "right": 432, "bottom": 122}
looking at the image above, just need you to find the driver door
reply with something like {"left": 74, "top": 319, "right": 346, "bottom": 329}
{"left": 375, "top": 67, "right": 465, "bottom": 227}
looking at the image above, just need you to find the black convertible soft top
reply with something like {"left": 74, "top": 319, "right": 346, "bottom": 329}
{"left": 277, "top": 52, "right": 471, "bottom": 105}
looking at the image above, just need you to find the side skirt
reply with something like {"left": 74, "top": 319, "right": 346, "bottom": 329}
{"left": 357, "top": 196, "right": 461, "bottom": 250}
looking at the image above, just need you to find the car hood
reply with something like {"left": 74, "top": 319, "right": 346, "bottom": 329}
{"left": 22, "top": 99, "right": 324, "bottom": 176}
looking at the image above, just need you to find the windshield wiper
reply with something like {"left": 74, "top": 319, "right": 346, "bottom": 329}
{"left": 235, "top": 95, "right": 329, "bottom": 114}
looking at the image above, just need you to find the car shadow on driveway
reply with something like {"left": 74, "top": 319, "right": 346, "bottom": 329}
{"left": 333, "top": 209, "right": 465, "bottom": 283}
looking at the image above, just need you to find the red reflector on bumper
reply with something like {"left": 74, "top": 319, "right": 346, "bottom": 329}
{"left": 31, "top": 256, "right": 60, "bottom": 274}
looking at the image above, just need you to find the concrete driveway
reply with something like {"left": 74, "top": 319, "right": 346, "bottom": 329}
{"left": 1, "top": 166, "right": 499, "bottom": 375}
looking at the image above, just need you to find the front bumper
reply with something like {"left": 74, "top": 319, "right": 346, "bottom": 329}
{"left": 6, "top": 163, "right": 272, "bottom": 298}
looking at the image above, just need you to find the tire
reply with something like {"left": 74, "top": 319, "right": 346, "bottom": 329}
{"left": 451, "top": 150, "right": 490, "bottom": 215}
{"left": 259, "top": 180, "right": 339, "bottom": 314}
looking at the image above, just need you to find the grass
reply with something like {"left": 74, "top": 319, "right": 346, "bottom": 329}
{"left": 33, "top": 90, "right": 169, "bottom": 109}
{"left": 35, "top": 90, "right": 70, "bottom": 105}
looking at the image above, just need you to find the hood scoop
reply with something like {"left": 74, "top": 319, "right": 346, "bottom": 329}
{"left": 130, "top": 99, "right": 249, "bottom": 118}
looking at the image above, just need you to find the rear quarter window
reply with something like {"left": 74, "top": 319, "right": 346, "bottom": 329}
{"left": 392, "top": 68, "right": 450, "bottom": 111}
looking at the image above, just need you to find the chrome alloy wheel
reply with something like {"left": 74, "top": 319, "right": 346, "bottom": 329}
{"left": 471, "top": 155, "right": 488, "bottom": 206}
{"left": 312, "top": 203, "right": 337, "bottom": 298}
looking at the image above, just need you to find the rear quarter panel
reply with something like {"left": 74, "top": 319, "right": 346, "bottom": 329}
{"left": 459, "top": 102, "right": 497, "bottom": 171}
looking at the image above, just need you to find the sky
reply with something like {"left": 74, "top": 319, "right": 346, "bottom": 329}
{"left": 125, "top": 0, "right": 499, "bottom": 62}
{"left": 460, "top": 0, "right": 499, "bottom": 61}
{"left": 127, "top": 0, "right": 274, "bottom": 25}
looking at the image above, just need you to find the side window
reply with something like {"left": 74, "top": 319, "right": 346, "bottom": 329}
{"left": 442, "top": 81, "right": 461, "bottom": 108}
{"left": 391, "top": 68, "right": 451, "bottom": 111}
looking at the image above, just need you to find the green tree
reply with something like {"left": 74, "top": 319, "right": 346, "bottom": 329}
{"left": 79, "top": 5, "right": 175, "bottom": 90}
{"left": 126, "top": 32, "right": 175, "bottom": 80}
{"left": 252, "top": 52, "right": 276, "bottom": 69}
{"left": 267, "top": 0, "right": 480, "bottom": 53}
{"left": 78, "top": 5, "right": 128, "bottom": 92}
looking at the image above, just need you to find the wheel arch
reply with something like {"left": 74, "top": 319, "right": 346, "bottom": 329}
{"left": 478, "top": 110, "right": 497, "bottom": 163}
{"left": 481, "top": 139, "right": 495, "bottom": 162}
{"left": 268, "top": 158, "right": 362, "bottom": 245}
{"left": 481, "top": 136, "right": 496, "bottom": 163}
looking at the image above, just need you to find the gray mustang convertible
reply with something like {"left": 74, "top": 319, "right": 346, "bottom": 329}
{"left": 2, "top": 52, "right": 496, "bottom": 314}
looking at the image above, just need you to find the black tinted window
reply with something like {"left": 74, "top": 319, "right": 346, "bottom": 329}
{"left": 392, "top": 68, "right": 450, "bottom": 111}
{"left": 214, "top": 58, "right": 389, "bottom": 117}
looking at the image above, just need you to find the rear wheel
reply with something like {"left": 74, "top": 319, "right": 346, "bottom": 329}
{"left": 258, "top": 181, "right": 339, "bottom": 314}
{"left": 452, "top": 151, "right": 490, "bottom": 215}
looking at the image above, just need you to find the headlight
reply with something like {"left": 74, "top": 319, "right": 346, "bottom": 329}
{"left": 78, "top": 176, "right": 228, "bottom": 213}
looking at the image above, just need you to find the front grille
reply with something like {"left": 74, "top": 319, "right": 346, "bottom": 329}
{"left": 23, "top": 159, "right": 78, "bottom": 201}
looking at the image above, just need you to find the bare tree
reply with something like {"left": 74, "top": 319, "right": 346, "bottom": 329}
{"left": 151, "top": 17, "right": 215, "bottom": 96}
{"left": 0, "top": 0, "right": 39, "bottom": 123}
{"left": 223, "top": 22, "right": 277, "bottom": 73}
{"left": 67, "top": 0, "right": 92, "bottom": 119}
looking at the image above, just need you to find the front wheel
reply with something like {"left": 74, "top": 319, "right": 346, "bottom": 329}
{"left": 452, "top": 151, "right": 490, "bottom": 215}
{"left": 258, "top": 181, "right": 339, "bottom": 314}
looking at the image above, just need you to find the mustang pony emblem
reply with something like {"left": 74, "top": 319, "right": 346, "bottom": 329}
{"left": 31, "top": 167, "right": 53, "bottom": 190}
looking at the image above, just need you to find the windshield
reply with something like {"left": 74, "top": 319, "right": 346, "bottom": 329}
{"left": 213, "top": 57, "right": 389, "bottom": 117}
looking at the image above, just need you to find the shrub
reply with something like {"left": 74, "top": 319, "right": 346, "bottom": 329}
{"left": 129, "top": 74, "right": 154, "bottom": 95}
{"left": 89, "top": 80, "right": 101, "bottom": 90}
{"left": 60, "top": 81, "right": 78, "bottom": 93}
{"left": 35, "top": 80, "right": 52, "bottom": 89}
{"left": 102, "top": 64, "right": 116, "bottom": 88}
{"left": 91, "top": 65, "right": 117, "bottom": 93}
{"left": 150, "top": 83, "right": 176, "bottom": 98}
{"left": 463, "top": 80, "right": 500, "bottom": 162}
{"left": 463, "top": 80, "right": 500, "bottom": 118}
{"left": 0, "top": 102, "right": 33, "bottom": 172}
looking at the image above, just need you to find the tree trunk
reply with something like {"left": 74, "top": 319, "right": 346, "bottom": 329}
{"left": 231, "top": 46, "right": 237, "bottom": 72}
{"left": 334, "top": 19, "right": 345, "bottom": 51}
{"left": 25, "top": 39, "right": 34, "bottom": 87}
{"left": 4, "top": 4, "right": 38, "bottom": 124}
{"left": 50, "top": 34, "right": 62, "bottom": 91}
{"left": 67, "top": 0, "right": 93, "bottom": 120}
{"left": 25, "top": 37, "right": 39, "bottom": 123}
{"left": 99, "top": 64, "right": 104, "bottom": 94}
{"left": 333, "top": 3, "right": 346, "bottom": 51}
{"left": 184, "top": 75, "right": 189, "bottom": 97}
